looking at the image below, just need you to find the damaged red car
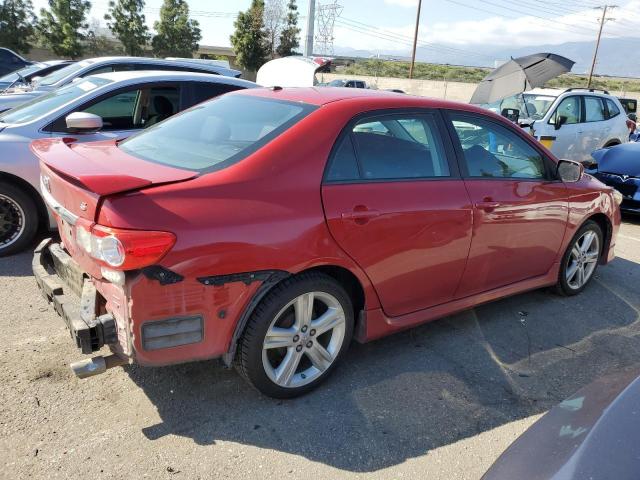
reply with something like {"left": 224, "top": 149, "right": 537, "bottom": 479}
{"left": 32, "top": 88, "right": 622, "bottom": 398}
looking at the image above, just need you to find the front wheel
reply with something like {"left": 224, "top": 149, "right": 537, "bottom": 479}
{"left": 555, "top": 220, "right": 603, "bottom": 296}
{"left": 235, "top": 273, "right": 354, "bottom": 398}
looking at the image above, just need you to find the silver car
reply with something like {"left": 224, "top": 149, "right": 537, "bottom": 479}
{"left": 0, "top": 70, "right": 256, "bottom": 255}
{"left": 0, "top": 56, "right": 242, "bottom": 112}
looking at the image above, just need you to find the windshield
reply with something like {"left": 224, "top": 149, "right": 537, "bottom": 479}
{"left": 37, "top": 60, "right": 92, "bottom": 86}
{"left": 327, "top": 79, "right": 347, "bottom": 87}
{"left": 120, "top": 95, "right": 316, "bottom": 172}
{"left": 0, "top": 64, "right": 43, "bottom": 83}
{"left": 0, "top": 77, "right": 112, "bottom": 125}
{"left": 521, "top": 94, "right": 556, "bottom": 119}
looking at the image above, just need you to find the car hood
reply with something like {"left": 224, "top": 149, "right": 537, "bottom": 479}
{"left": 483, "top": 369, "right": 640, "bottom": 480}
{"left": 592, "top": 143, "right": 640, "bottom": 176}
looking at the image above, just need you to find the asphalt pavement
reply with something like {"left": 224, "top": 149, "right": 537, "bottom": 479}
{"left": 2, "top": 217, "right": 640, "bottom": 479}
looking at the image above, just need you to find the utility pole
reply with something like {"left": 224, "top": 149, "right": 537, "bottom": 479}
{"left": 408, "top": 0, "right": 423, "bottom": 79}
{"left": 587, "top": 5, "right": 616, "bottom": 88}
{"left": 305, "top": 0, "right": 316, "bottom": 57}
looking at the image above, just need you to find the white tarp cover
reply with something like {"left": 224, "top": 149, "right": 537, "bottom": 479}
{"left": 256, "top": 56, "right": 331, "bottom": 88}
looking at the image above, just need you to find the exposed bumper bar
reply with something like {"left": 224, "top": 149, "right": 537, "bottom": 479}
{"left": 33, "top": 238, "right": 117, "bottom": 354}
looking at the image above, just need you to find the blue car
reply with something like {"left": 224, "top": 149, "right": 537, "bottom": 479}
{"left": 588, "top": 143, "right": 640, "bottom": 214}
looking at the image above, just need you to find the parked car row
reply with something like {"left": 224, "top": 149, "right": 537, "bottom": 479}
{"left": 0, "top": 54, "right": 624, "bottom": 400}
{"left": 0, "top": 59, "right": 250, "bottom": 256}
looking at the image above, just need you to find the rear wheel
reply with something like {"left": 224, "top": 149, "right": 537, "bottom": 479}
{"left": 555, "top": 221, "right": 603, "bottom": 296}
{"left": 0, "top": 182, "right": 39, "bottom": 257}
{"left": 236, "top": 272, "right": 354, "bottom": 398}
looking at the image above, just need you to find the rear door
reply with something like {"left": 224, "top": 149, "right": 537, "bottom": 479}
{"left": 445, "top": 111, "right": 569, "bottom": 297}
{"left": 321, "top": 110, "right": 473, "bottom": 317}
{"left": 582, "top": 96, "right": 608, "bottom": 155}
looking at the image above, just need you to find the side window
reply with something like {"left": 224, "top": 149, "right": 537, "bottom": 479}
{"left": 82, "top": 90, "right": 141, "bottom": 130}
{"left": 113, "top": 64, "right": 136, "bottom": 72}
{"left": 606, "top": 98, "right": 621, "bottom": 118}
{"left": 584, "top": 97, "right": 605, "bottom": 122}
{"left": 143, "top": 86, "right": 180, "bottom": 127}
{"left": 325, "top": 135, "right": 360, "bottom": 181}
{"left": 450, "top": 114, "right": 546, "bottom": 180}
{"left": 550, "top": 96, "right": 581, "bottom": 125}
{"left": 326, "top": 114, "right": 450, "bottom": 181}
{"left": 190, "top": 83, "right": 244, "bottom": 105}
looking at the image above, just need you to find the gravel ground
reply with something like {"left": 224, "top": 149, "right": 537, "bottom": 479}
{"left": 2, "top": 217, "right": 640, "bottom": 480}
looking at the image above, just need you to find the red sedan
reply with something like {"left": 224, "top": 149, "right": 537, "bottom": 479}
{"left": 32, "top": 88, "right": 621, "bottom": 398}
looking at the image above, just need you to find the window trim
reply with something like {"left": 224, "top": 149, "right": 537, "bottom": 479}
{"left": 322, "top": 108, "right": 461, "bottom": 185}
{"left": 42, "top": 81, "right": 184, "bottom": 134}
{"left": 548, "top": 95, "right": 582, "bottom": 126}
{"left": 583, "top": 95, "right": 607, "bottom": 123}
{"left": 442, "top": 109, "right": 559, "bottom": 182}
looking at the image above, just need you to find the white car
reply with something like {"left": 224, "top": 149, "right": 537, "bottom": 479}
{"left": 0, "top": 70, "right": 255, "bottom": 255}
{"left": 511, "top": 88, "right": 630, "bottom": 163}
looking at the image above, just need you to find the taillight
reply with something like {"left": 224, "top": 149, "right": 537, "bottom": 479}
{"left": 627, "top": 119, "right": 636, "bottom": 133}
{"left": 75, "top": 220, "right": 176, "bottom": 270}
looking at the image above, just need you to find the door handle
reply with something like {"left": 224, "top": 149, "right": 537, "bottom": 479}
{"left": 341, "top": 209, "right": 381, "bottom": 220}
{"left": 475, "top": 201, "right": 501, "bottom": 210}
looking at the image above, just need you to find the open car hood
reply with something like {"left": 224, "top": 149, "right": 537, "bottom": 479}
{"left": 256, "top": 56, "right": 332, "bottom": 88}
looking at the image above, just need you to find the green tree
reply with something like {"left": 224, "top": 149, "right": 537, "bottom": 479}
{"left": 230, "top": 0, "right": 269, "bottom": 72}
{"left": 36, "top": 0, "right": 91, "bottom": 59}
{"left": 151, "top": 0, "right": 201, "bottom": 58}
{"left": 0, "top": 0, "right": 36, "bottom": 53}
{"left": 104, "top": 0, "right": 149, "bottom": 56}
{"left": 276, "top": 0, "right": 299, "bottom": 57}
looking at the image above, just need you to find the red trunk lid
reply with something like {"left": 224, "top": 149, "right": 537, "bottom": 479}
{"left": 32, "top": 138, "right": 197, "bottom": 222}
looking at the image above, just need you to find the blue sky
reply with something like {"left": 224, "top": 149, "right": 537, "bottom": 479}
{"left": 32, "top": 0, "right": 640, "bottom": 60}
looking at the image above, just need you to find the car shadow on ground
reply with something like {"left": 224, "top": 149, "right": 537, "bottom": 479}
{"left": 0, "top": 232, "right": 56, "bottom": 277}
{"left": 125, "top": 256, "right": 640, "bottom": 473}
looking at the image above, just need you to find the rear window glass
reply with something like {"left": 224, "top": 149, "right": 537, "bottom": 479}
{"left": 37, "top": 60, "right": 93, "bottom": 86}
{"left": 119, "top": 95, "right": 316, "bottom": 172}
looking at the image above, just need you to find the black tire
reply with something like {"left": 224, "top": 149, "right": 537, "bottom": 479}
{"left": 555, "top": 220, "right": 603, "bottom": 296}
{"left": 235, "top": 272, "right": 354, "bottom": 399}
{"left": 0, "top": 181, "right": 39, "bottom": 257}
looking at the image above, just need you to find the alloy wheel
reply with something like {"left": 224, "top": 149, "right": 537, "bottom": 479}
{"left": 0, "top": 194, "right": 25, "bottom": 249}
{"left": 565, "top": 230, "right": 600, "bottom": 290}
{"left": 262, "top": 291, "right": 346, "bottom": 388}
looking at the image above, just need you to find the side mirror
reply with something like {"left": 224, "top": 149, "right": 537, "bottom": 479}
{"left": 554, "top": 115, "right": 568, "bottom": 131}
{"left": 65, "top": 112, "right": 103, "bottom": 132}
{"left": 501, "top": 108, "right": 520, "bottom": 123}
{"left": 557, "top": 159, "right": 584, "bottom": 183}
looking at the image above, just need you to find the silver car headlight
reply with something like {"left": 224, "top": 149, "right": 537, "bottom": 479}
{"left": 612, "top": 189, "right": 624, "bottom": 206}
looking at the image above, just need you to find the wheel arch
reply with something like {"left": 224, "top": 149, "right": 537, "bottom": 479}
{"left": 603, "top": 138, "right": 621, "bottom": 148}
{"left": 223, "top": 262, "right": 371, "bottom": 366}
{"left": 584, "top": 212, "right": 612, "bottom": 263}
{"left": 0, "top": 171, "right": 48, "bottom": 231}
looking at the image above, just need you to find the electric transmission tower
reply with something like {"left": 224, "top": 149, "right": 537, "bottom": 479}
{"left": 315, "top": 1, "right": 343, "bottom": 56}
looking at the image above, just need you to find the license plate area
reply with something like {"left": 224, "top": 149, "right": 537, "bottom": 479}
{"left": 49, "top": 243, "right": 86, "bottom": 298}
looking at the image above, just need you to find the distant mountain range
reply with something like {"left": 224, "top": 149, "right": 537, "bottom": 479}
{"left": 333, "top": 37, "right": 640, "bottom": 78}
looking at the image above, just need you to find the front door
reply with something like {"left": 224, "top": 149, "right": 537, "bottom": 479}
{"left": 322, "top": 111, "right": 473, "bottom": 317}
{"left": 446, "top": 111, "right": 569, "bottom": 298}
{"left": 547, "top": 95, "right": 583, "bottom": 161}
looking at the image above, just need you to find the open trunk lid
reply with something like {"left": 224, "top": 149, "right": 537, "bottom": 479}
{"left": 32, "top": 137, "right": 197, "bottom": 222}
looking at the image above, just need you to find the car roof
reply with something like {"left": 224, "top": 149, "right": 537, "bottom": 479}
{"left": 76, "top": 56, "right": 238, "bottom": 72}
{"left": 87, "top": 70, "right": 255, "bottom": 87}
{"left": 234, "top": 86, "right": 493, "bottom": 113}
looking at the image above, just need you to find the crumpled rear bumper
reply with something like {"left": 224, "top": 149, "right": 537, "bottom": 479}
{"left": 32, "top": 238, "right": 117, "bottom": 354}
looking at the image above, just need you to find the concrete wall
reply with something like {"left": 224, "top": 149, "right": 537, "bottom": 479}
{"left": 318, "top": 72, "right": 640, "bottom": 103}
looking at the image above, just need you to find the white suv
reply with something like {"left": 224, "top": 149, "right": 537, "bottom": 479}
{"left": 497, "top": 88, "right": 630, "bottom": 163}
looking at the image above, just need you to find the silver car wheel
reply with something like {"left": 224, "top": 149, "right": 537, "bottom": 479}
{"left": 0, "top": 194, "right": 26, "bottom": 249}
{"left": 566, "top": 230, "right": 600, "bottom": 290}
{"left": 262, "top": 291, "right": 346, "bottom": 388}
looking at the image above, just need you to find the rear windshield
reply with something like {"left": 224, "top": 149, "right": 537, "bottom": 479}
{"left": 0, "top": 64, "right": 42, "bottom": 83}
{"left": 0, "top": 77, "right": 112, "bottom": 124}
{"left": 119, "top": 95, "right": 316, "bottom": 172}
